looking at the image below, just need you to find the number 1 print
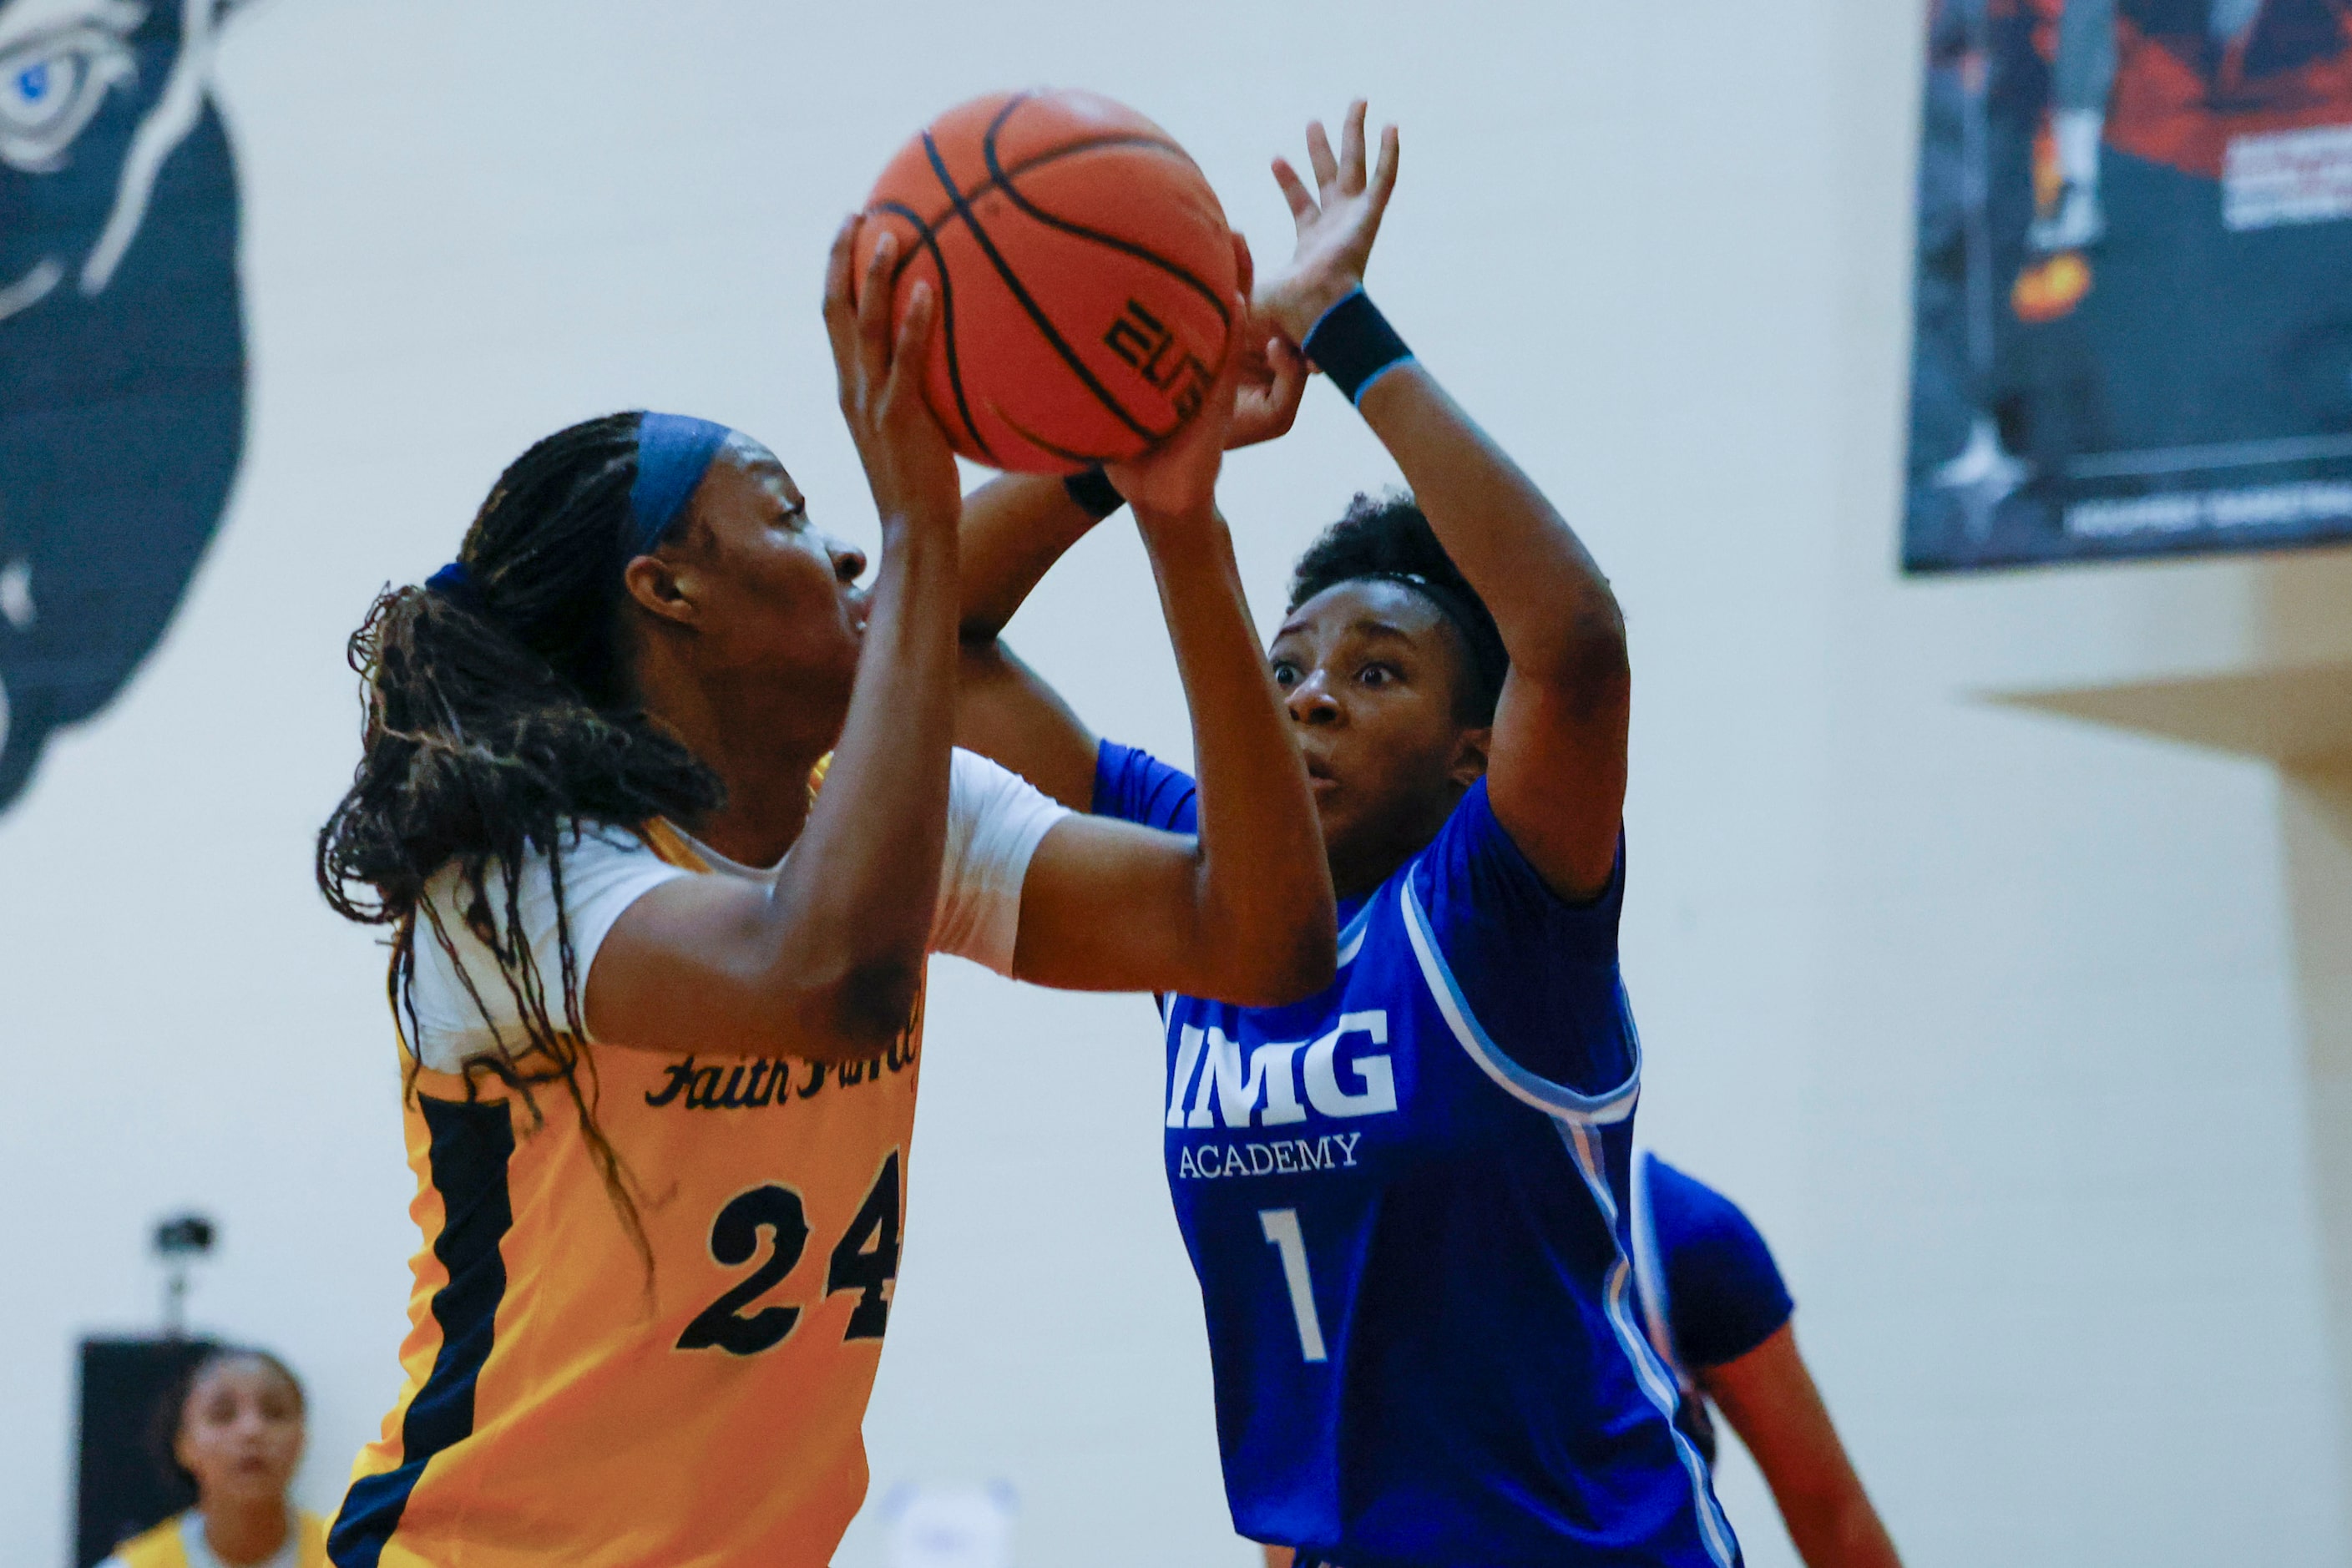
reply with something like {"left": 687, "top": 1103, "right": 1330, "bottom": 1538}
{"left": 1259, "top": 1207, "right": 1328, "bottom": 1363}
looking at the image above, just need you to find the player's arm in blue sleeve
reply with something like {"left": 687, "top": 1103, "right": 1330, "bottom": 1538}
{"left": 1651, "top": 1160, "right": 1903, "bottom": 1568}
{"left": 1259, "top": 103, "right": 1628, "bottom": 902}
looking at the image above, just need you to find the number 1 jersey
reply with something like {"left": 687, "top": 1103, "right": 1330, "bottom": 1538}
{"left": 1095, "top": 743, "right": 1739, "bottom": 1568}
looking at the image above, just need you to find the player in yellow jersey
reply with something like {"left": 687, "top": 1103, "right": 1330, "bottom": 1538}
{"left": 102, "top": 1348, "right": 329, "bottom": 1568}
{"left": 311, "top": 224, "right": 1333, "bottom": 1567}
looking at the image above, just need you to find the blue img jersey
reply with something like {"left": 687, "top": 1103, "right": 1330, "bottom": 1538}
{"left": 1095, "top": 744, "right": 1739, "bottom": 1568}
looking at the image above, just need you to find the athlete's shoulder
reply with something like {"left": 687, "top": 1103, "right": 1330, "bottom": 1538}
{"left": 1410, "top": 779, "right": 1626, "bottom": 922}
{"left": 104, "top": 1511, "right": 190, "bottom": 1568}
{"left": 408, "top": 818, "right": 695, "bottom": 1070}
{"left": 1646, "top": 1153, "right": 1793, "bottom": 1368}
{"left": 1397, "top": 778, "right": 1630, "bottom": 1000}
{"left": 1648, "top": 1157, "right": 1769, "bottom": 1256}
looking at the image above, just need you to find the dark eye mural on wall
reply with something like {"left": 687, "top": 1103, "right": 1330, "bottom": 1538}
{"left": 0, "top": 0, "right": 246, "bottom": 812}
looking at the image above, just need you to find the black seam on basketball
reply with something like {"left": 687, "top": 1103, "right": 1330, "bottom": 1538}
{"left": 881, "top": 134, "right": 1199, "bottom": 288}
{"left": 873, "top": 198, "right": 994, "bottom": 463}
{"left": 981, "top": 96, "right": 1231, "bottom": 332}
{"left": 991, "top": 401, "right": 1122, "bottom": 470}
{"left": 918, "top": 129, "right": 1165, "bottom": 446}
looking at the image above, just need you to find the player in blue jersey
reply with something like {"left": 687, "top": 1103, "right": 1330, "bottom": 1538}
{"left": 954, "top": 102, "right": 1739, "bottom": 1566}
{"left": 1631, "top": 1153, "right": 1904, "bottom": 1568}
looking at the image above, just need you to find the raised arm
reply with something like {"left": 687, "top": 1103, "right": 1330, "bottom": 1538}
{"left": 586, "top": 221, "right": 964, "bottom": 1063}
{"left": 1009, "top": 490, "right": 1333, "bottom": 1002}
{"left": 953, "top": 261, "right": 1333, "bottom": 1006}
{"left": 1261, "top": 104, "right": 1630, "bottom": 900}
{"left": 953, "top": 473, "right": 1110, "bottom": 810}
{"left": 954, "top": 321, "right": 1308, "bottom": 809}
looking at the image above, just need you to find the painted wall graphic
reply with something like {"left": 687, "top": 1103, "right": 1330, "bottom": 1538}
{"left": 1907, "top": 0, "right": 2352, "bottom": 571}
{"left": 0, "top": 0, "right": 245, "bottom": 808}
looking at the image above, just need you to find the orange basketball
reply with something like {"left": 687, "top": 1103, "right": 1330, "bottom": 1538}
{"left": 857, "top": 89, "right": 1240, "bottom": 473}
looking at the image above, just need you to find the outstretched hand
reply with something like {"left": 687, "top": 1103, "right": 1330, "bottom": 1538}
{"left": 823, "top": 216, "right": 960, "bottom": 532}
{"left": 1258, "top": 99, "right": 1400, "bottom": 346}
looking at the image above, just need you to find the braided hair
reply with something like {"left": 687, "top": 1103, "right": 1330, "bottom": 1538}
{"left": 1287, "top": 491, "right": 1509, "bottom": 725}
{"left": 316, "top": 412, "right": 724, "bottom": 1261}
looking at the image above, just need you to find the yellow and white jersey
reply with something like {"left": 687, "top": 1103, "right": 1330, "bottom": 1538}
{"left": 331, "top": 751, "right": 1065, "bottom": 1568}
{"left": 105, "top": 1509, "right": 330, "bottom": 1568}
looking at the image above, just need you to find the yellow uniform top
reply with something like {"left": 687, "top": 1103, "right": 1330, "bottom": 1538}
{"left": 109, "top": 1510, "right": 329, "bottom": 1568}
{"left": 336, "top": 824, "right": 920, "bottom": 1568}
{"left": 332, "top": 757, "right": 1063, "bottom": 1568}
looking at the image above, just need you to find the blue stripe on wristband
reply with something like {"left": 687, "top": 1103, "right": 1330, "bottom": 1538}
{"left": 1302, "top": 287, "right": 1414, "bottom": 407}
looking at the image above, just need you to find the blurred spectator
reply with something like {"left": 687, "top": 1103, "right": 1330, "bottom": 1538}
{"left": 100, "top": 1348, "right": 326, "bottom": 1568}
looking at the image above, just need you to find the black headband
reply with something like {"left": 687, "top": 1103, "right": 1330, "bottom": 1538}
{"left": 1367, "top": 570, "right": 1508, "bottom": 712}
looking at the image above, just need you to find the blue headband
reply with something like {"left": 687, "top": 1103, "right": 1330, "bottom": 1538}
{"left": 629, "top": 412, "right": 736, "bottom": 555}
{"left": 426, "top": 413, "right": 734, "bottom": 609}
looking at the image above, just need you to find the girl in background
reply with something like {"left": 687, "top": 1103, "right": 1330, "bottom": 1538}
{"left": 105, "top": 1348, "right": 328, "bottom": 1568}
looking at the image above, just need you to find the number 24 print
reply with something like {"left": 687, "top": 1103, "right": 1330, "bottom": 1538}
{"left": 678, "top": 1151, "right": 903, "bottom": 1356}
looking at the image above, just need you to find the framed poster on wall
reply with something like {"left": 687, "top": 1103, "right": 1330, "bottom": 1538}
{"left": 1905, "top": 0, "right": 2352, "bottom": 571}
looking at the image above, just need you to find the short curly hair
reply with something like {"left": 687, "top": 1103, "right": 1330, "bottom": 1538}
{"left": 1287, "top": 492, "right": 1508, "bottom": 724}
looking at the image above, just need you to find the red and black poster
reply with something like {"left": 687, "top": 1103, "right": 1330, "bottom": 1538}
{"left": 1906, "top": 0, "right": 2352, "bottom": 569}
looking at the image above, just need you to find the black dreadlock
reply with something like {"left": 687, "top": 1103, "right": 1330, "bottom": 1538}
{"left": 315, "top": 412, "right": 724, "bottom": 1266}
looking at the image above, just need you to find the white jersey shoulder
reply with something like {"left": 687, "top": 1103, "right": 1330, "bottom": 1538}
{"left": 405, "top": 747, "right": 1067, "bottom": 1071}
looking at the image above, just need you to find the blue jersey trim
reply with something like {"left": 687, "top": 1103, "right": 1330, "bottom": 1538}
{"left": 1398, "top": 876, "right": 1638, "bottom": 1125}
{"left": 1558, "top": 1124, "right": 1740, "bottom": 1568}
{"left": 329, "top": 1097, "right": 515, "bottom": 1567}
{"left": 1399, "top": 874, "right": 1734, "bottom": 1568}
{"left": 1335, "top": 900, "right": 1373, "bottom": 969}
{"left": 1631, "top": 1151, "right": 1683, "bottom": 1379}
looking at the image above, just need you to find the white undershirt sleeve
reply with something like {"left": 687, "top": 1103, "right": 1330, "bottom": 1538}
{"left": 407, "top": 824, "right": 690, "bottom": 1071}
{"left": 930, "top": 747, "right": 1071, "bottom": 974}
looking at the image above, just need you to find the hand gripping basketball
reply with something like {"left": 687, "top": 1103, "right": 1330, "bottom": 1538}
{"left": 1105, "top": 280, "right": 1252, "bottom": 521}
{"left": 825, "top": 216, "right": 961, "bottom": 533}
{"left": 857, "top": 89, "right": 1243, "bottom": 474}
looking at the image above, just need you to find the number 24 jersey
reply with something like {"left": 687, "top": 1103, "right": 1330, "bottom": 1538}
{"left": 1095, "top": 743, "right": 1739, "bottom": 1568}
{"left": 331, "top": 753, "right": 1068, "bottom": 1568}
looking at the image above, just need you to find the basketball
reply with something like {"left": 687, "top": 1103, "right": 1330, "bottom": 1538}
{"left": 857, "top": 89, "right": 1241, "bottom": 473}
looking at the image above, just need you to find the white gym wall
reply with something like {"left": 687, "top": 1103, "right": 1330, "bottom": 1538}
{"left": 2, "top": 3, "right": 2344, "bottom": 1564}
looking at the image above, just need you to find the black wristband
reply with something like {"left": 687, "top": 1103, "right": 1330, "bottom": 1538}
{"left": 1302, "top": 288, "right": 1414, "bottom": 406}
{"left": 1064, "top": 466, "right": 1124, "bottom": 520}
